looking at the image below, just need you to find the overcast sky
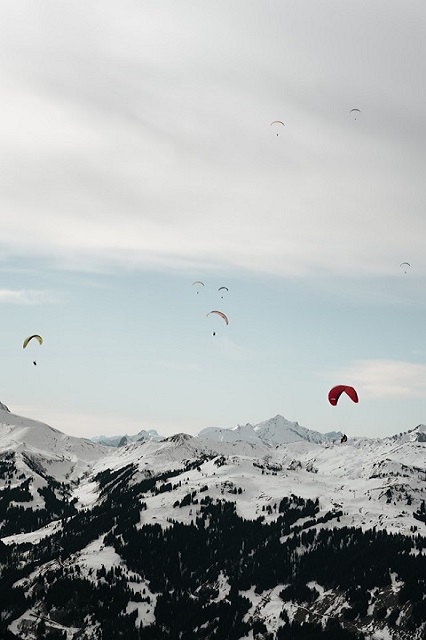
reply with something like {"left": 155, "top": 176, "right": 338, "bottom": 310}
{"left": 1, "top": 0, "right": 426, "bottom": 439}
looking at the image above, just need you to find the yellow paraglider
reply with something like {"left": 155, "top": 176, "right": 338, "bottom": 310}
{"left": 23, "top": 335, "right": 43, "bottom": 349}
{"left": 23, "top": 335, "right": 43, "bottom": 365}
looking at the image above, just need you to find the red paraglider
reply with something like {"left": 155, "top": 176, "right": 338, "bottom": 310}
{"left": 328, "top": 385, "right": 359, "bottom": 406}
{"left": 206, "top": 310, "right": 229, "bottom": 325}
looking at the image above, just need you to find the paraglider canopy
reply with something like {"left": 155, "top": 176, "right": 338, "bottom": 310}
{"left": 340, "top": 434, "right": 348, "bottom": 443}
{"left": 23, "top": 335, "right": 43, "bottom": 366}
{"left": 218, "top": 286, "right": 229, "bottom": 299}
{"left": 328, "top": 385, "right": 358, "bottom": 406}
{"left": 270, "top": 120, "right": 285, "bottom": 135}
{"left": 350, "top": 108, "right": 360, "bottom": 120}
{"left": 193, "top": 281, "right": 205, "bottom": 294}
{"left": 400, "top": 262, "right": 410, "bottom": 274}
{"left": 206, "top": 310, "right": 229, "bottom": 325}
{"left": 23, "top": 335, "right": 43, "bottom": 349}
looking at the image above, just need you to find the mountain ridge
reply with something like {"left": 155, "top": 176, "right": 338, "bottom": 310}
{"left": 0, "top": 403, "right": 425, "bottom": 638}
{"left": 89, "top": 413, "right": 345, "bottom": 449}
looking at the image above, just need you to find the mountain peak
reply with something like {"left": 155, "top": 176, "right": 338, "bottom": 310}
{"left": 164, "top": 433, "right": 193, "bottom": 444}
{"left": 393, "top": 424, "right": 426, "bottom": 443}
{"left": 199, "top": 415, "right": 334, "bottom": 446}
{"left": 251, "top": 415, "right": 331, "bottom": 445}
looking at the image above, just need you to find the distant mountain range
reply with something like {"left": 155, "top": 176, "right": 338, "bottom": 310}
{"left": 91, "top": 414, "right": 343, "bottom": 448}
{"left": 0, "top": 403, "right": 425, "bottom": 639}
{"left": 91, "top": 429, "right": 163, "bottom": 448}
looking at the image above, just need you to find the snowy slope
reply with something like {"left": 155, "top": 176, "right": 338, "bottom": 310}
{"left": 1, "top": 400, "right": 419, "bottom": 538}
{"left": 0, "top": 404, "right": 425, "bottom": 540}
{"left": 0, "top": 406, "right": 107, "bottom": 485}
{"left": 0, "top": 401, "right": 424, "bottom": 540}
{"left": 0, "top": 404, "right": 425, "bottom": 639}
{"left": 66, "top": 423, "right": 426, "bottom": 539}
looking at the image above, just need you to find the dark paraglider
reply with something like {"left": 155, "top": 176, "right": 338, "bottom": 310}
{"left": 193, "top": 281, "right": 205, "bottom": 294}
{"left": 270, "top": 120, "right": 285, "bottom": 135}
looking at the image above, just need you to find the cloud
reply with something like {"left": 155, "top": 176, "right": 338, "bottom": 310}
{"left": 0, "top": 289, "right": 59, "bottom": 304}
{"left": 330, "top": 359, "right": 426, "bottom": 399}
{"left": 0, "top": 2, "right": 425, "bottom": 278}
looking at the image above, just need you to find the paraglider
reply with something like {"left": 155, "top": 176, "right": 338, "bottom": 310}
{"left": 400, "top": 262, "right": 410, "bottom": 274}
{"left": 23, "top": 335, "right": 43, "bottom": 349}
{"left": 350, "top": 108, "right": 360, "bottom": 120}
{"left": 206, "top": 310, "right": 228, "bottom": 336}
{"left": 193, "top": 281, "right": 205, "bottom": 294}
{"left": 23, "top": 335, "right": 43, "bottom": 366}
{"left": 270, "top": 120, "right": 285, "bottom": 136}
{"left": 218, "top": 286, "right": 229, "bottom": 299}
{"left": 206, "top": 311, "right": 229, "bottom": 325}
{"left": 328, "top": 385, "right": 358, "bottom": 406}
{"left": 329, "top": 387, "right": 357, "bottom": 443}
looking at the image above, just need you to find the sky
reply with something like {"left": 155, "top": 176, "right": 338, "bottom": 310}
{"left": 1, "top": 0, "right": 426, "bottom": 439}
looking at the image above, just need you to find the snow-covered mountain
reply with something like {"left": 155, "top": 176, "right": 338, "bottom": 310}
{"left": 93, "top": 414, "right": 341, "bottom": 448}
{"left": 1, "top": 406, "right": 425, "bottom": 538}
{"left": 392, "top": 423, "right": 426, "bottom": 443}
{"left": 199, "top": 414, "right": 342, "bottom": 445}
{"left": 0, "top": 405, "right": 107, "bottom": 478}
{"left": 0, "top": 404, "right": 425, "bottom": 639}
{"left": 90, "top": 429, "right": 163, "bottom": 448}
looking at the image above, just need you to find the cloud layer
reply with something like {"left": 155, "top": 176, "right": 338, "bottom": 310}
{"left": 0, "top": 1, "right": 425, "bottom": 277}
{"left": 333, "top": 359, "right": 426, "bottom": 399}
